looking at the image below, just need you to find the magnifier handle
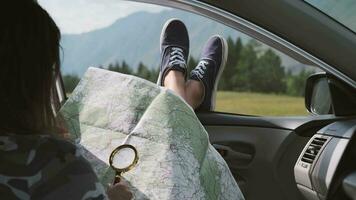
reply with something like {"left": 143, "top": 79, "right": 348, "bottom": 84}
{"left": 113, "top": 174, "right": 122, "bottom": 184}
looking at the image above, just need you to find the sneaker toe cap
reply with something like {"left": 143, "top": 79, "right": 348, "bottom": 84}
{"left": 162, "top": 19, "right": 189, "bottom": 49}
{"left": 201, "top": 36, "right": 224, "bottom": 65}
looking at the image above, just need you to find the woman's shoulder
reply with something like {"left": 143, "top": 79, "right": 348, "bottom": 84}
{"left": 0, "top": 133, "right": 77, "bottom": 160}
{"left": 0, "top": 133, "right": 107, "bottom": 200}
{"left": 0, "top": 132, "right": 88, "bottom": 176}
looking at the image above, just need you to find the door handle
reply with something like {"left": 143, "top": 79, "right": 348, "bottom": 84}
{"left": 212, "top": 144, "right": 252, "bottom": 160}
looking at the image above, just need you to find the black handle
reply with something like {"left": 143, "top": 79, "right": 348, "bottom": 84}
{"left": 213, "top": 144, "right": 252, "bottom": 160}
{"left": 113, "top": 174, "right": 122, "bottom": 184}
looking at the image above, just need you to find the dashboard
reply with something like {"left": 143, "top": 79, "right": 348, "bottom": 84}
{"left": 294, "top": 119, "right": 356, "bottom": 200}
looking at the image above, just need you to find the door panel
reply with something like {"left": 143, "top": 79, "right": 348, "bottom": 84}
{"left": 205, "top": 125, "right": 306, "bottom": 200}
{"left": 198, "top": 113, "right": 340, "bottom": 200}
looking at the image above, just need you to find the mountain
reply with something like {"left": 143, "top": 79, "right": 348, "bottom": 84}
{"left": 60, "top": 9, "right": 301, "bottom": 76}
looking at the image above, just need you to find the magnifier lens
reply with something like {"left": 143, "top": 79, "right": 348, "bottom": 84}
{"left": 112, "top": 147, "right": 136, "bottom": 169}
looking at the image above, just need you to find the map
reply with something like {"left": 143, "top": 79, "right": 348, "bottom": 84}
{"left": 60, "top": 67, "right": 244, "bottom": 200}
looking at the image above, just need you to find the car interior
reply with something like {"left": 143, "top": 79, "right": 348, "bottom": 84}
{"left": 44, "top": 0, "right": 356, "bottom": 199}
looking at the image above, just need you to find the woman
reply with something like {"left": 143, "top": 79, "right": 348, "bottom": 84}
{"left": 0, "top": 1, "right": 131, "bottom": 199}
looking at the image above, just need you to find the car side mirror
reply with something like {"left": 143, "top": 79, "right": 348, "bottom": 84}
{"left": 305, "top": 73, "right": 333, "bottom": 115}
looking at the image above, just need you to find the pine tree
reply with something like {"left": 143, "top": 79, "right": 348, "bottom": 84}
{"left": 136, "top": 62, "right": 151, "bottom": 80}
{"left": 232, "top": 40, "right": 258, "bottom": 91}
{"left": 149, "top": 68, "right": 159, "bottom": 83}
{"left": 252, "top": 49, "right": 286, "bottom": 93}
{"left": 286, "top": 69, "right": 314, "bottom": 96}
{"left": 121, "top": 61, "right": 132, "bottom": 74}
{"left": 220, "top": 37, "right": 243, "bottom": 90}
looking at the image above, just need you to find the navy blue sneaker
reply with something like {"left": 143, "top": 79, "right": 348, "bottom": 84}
{"left": 190, "top": 35, "right": 228, "bottom": 111}
{"left": 157, "top": 19, "right": 189, "bottom": 86}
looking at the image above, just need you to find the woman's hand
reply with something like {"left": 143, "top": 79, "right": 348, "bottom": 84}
{"left": 107, "top": 180, "right": 133, "bottom": 200}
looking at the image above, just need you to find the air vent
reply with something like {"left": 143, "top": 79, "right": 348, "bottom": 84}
{"left": 301, "top": 136, "right": 328, "bottom": 164}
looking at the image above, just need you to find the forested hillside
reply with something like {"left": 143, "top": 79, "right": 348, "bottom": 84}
{"left": 63, "top": 36, "right": 314, "bottom": 97}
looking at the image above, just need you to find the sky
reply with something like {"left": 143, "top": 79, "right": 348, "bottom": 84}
{"left": 38, "top": 0, "right": 168, "bottom": 34}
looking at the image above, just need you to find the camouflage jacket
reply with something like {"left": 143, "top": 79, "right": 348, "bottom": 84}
{"left": 0, "top": 133, "right": 107, "bottom": 200}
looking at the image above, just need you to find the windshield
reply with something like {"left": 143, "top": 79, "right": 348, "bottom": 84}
{"left": 305, "top": 0, "right": 356, "bottom": 33}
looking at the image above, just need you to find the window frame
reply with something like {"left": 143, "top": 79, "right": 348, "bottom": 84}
{"left": 54, "top": 0, "right": 348, "bottom": 117}
{"left": 55, "top": 75, "right": 67, "bottom": 111}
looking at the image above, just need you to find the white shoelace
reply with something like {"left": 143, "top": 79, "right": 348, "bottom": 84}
{"left": 192, "top": 60, "right": 209, "bottom": 79}
{"left": 169, "top": 47, "right": 186, "bottom": 68}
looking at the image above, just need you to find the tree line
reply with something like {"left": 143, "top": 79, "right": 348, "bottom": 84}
{"left": 63, "top": 36, "right": 314, "bottom": 96}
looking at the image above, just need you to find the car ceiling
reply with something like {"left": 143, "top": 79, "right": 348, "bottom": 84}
{"left": 199, "top": 0, "right": 356, "bottom": 84}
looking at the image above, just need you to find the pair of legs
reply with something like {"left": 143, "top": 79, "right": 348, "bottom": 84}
{"left": 157, "top": 19, "right": 228, "bottom": 111}
{"left": 164, "top": 71, "right": 204, "bottom": 109}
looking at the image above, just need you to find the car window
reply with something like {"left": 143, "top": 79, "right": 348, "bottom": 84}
{"left": 305, "top": 0, "right": 356, "bottom": 34}
{"left": 39, "top": 0, "right": 322, "bottom": 116}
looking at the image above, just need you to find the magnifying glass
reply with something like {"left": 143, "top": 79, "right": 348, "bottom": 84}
{"left": 109, "top": 144, "right": 139, "bottom": 184}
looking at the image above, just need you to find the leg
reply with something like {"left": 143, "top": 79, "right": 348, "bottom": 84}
{"left": 188, "top": 36, "right": 228, "bottom": 111}
{"left": 159, "top": 19, "right": 204, "bottom": 108}
{"left": 164, "top": 71, "right": 186, "bottom": 100}
{"left": 164, "top": 71, "right": 204, "bottom": 109}
{"left": 184, "top": 80, "right": 204, "bottom": 109}
{"left": 158, "top": 20, "right": 227, "bottom": 111}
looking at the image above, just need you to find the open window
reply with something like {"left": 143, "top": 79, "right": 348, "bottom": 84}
{"left": 40, "top": 0, "right": 325, "bottom": 116}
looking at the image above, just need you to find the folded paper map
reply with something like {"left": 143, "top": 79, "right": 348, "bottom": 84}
{"left": 60, "top": 67, "right": 244, "bottom": 200}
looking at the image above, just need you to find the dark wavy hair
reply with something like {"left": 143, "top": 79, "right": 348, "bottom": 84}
{"left": 0, "top": 1, "right": 62, "bottom": 135}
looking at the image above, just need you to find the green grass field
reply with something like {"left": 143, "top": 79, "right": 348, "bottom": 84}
{"left": 66, "top": 91, "right": 308, "bottom": 116}
{"left": 215, "top": 91, "right": 308, "bottom": 116}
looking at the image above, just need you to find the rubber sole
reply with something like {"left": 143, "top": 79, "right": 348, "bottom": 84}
{"left": 211, "top": 35, "right": 228, "bottom": 110}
